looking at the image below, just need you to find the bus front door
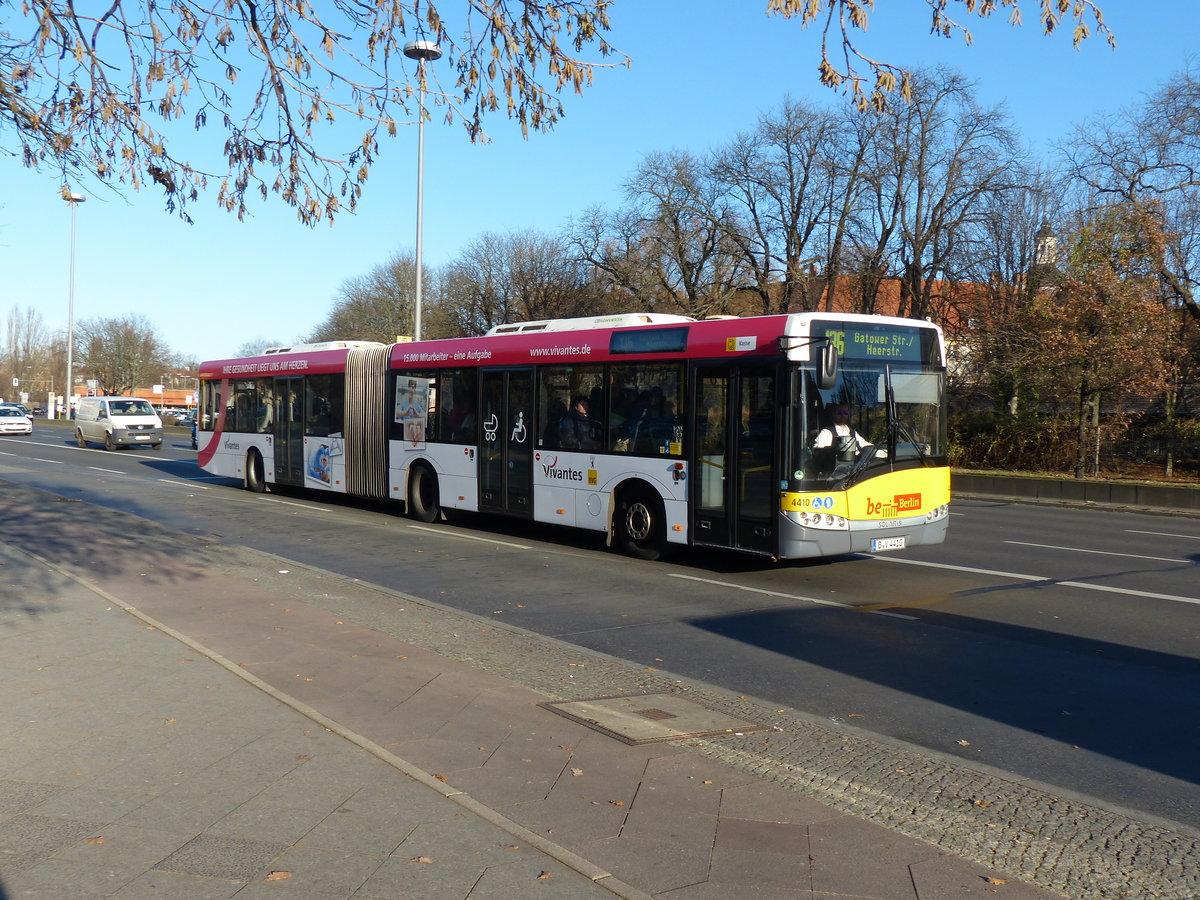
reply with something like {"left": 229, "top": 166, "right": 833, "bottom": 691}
{"left": 479, "top": 369, "right": 533, "bottom": 517}
{"left": 691, "top": 366, "right": 777, "bottom": 555}
{"left": 273, "top": 376, "right": 304, "bottom": 486}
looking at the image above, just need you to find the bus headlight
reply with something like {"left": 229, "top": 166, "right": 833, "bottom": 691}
{"left": 924, "top": 504, "right": 949, "bottom": 523}
{"left": 793, "top": 510, "right": 848, "bottom": 530}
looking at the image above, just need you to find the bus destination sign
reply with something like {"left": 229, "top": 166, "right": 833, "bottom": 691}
{"left": 811, "top": 322, "right": 933, "bottom": 364}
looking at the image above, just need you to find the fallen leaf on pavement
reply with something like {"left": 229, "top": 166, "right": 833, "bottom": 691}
{"left": 264, "top": 871, "right": 292, "bottom": 881}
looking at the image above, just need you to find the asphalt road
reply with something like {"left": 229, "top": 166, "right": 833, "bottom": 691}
{"left": 4, "top": 421, "right": 1200, "bottom": 833}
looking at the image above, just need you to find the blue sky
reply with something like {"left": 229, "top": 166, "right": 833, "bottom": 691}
{"left": 1, "top": 0, "right": 1195, "bottom": 363}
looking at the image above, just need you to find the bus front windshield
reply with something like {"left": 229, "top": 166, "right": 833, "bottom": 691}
{"left": 787, "top": 365, "right": 946, "bottom": 492}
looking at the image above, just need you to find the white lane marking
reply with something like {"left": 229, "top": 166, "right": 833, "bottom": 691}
{"left": 30, "top": 458, "right": 64, "bottom": 464}
{"left": 87, "top": 466, "right": 124, "bottom": 474}
{"left": 1126, "top": 529, "right": 1200, "bottom": 541}
{"left": 1055, "top": 581, "right": 1200, "bottom": 607}
{"left": 259, "top": 497, "right": 331, "bottom": 511}
{"left": 667, "top": 573, "right": 918, "bottom": 619}
{"left": 157, "top": 479, "right": 208, "bottom": 489}
{"left": 870, "top": 555, "right": 1200, "bottom": 607}
{"left": 406, "top": 524, "right": 533, "bottom": 550}
{"left": 1003, "top": 540, "right": 1190, "bottom": 565}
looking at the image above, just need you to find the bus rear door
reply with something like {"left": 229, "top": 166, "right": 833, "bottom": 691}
{"left": 691, "top": 365, "right": 778, "bottom": 555}
{"left": 273, "top": 376, "right": 304, "bottom": 486}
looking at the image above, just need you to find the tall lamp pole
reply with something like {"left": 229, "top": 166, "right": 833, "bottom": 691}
{"left": 63, "top": 191, "right": 85, "bottom": 418}
{"left": 403, "top": 39, "right": 441, "bottom": 342}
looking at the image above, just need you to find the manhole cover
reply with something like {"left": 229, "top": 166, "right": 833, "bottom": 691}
{"left": 539, "top": 693, "right": 771, "bottom": 745}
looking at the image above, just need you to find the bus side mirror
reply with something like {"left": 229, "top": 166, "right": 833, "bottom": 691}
{"left": 817, "top": 344, "right": 839, "bottom": 391}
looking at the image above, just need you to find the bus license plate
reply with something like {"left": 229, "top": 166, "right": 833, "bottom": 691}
{"left": 871, "top": 536, "right": 906, "bottom": 552}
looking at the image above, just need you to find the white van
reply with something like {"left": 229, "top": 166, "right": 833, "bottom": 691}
{"left": 74, "top": 397, "right": 164, "bottom": 451}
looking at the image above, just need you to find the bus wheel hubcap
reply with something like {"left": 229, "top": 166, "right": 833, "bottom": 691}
{"left": 626, "top": 502, "right": 652, "bottom": 541}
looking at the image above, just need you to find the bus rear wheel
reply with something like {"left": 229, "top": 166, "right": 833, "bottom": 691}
{"left": 408, "top": 464, "right": 440, "bottom": 523}
{"left": 246, "top": 449, "right": 267, "bottom": 493}
{"left": 616, "top": 486, "right": 666, "bottom": 561}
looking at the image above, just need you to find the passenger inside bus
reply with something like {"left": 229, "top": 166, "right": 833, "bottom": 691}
{"left": 558, "top": 396, "right": 600, "bottom": 450}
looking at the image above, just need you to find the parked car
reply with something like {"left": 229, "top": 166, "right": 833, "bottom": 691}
{"left": 0, "top": 407, "right": 33, "bottom": 435}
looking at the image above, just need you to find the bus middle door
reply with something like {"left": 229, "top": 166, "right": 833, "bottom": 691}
{"left": 479, "top": 369, "right": 533, "bottom": 517}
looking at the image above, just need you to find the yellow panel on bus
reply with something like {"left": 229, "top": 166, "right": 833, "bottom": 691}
{"left": 780, "top": 467, "right": 950, "bottom": 520}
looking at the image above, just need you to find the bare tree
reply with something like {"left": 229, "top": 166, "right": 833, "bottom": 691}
{"left": 859, "top": 68, "right": 1024, "bottom": 321}
{"left": 572, "top": 151, "right": 747, "bottom": 318}
{"left": 75, "top": 315, "right": 170, "bottom": 395}
{"left": 234, "top": 339, "right": 287, "bottom": 358}
{"left": 2, "top": 306, "right": 52, "bottom": 396}
{"left": 711, "top": 99, "right": 844, "bottom": 314}
{"left": 949, "top": 167, "right": 1064, "bottom": 415}
{"left": 444, "top": 230, "right": 600, "bottom": 334}
{"left": 567, "top": 205, "right": 664, "bottom": 310}
{"left": 309, "top": 251, "right": 426, "bottom": 343}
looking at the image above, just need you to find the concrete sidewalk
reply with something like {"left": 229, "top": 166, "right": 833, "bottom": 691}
{"left": 0, "top": 480, "right": 1194, "bottom": 899}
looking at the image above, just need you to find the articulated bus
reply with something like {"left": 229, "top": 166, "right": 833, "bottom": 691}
{"left": 197, "top": 312, "right": 949, "bottom": 560}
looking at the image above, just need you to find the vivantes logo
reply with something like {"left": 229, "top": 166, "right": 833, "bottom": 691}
{"left": 541, "top": 460, "right": 584, "bottom": 482}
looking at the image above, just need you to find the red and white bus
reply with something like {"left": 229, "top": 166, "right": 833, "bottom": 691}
{"left": 197, "top": 311, "right": 949, "bottom": 560}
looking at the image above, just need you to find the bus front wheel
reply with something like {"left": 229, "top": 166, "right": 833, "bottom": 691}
{"left": 616, "top": 487, "right": 666, "bottom": 561}
{"left": 408, "top": 464, "right": 440, "bottom": 523}
{"left": 246, "top": 449, "right": 267, "bottom": 493}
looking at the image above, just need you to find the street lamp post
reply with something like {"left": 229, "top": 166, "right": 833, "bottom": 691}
{"left": 63, "top": 191, "right": 85, "bottom": 419}
{"left": 403, "top": 39, "right": 441, "bottom": 342}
